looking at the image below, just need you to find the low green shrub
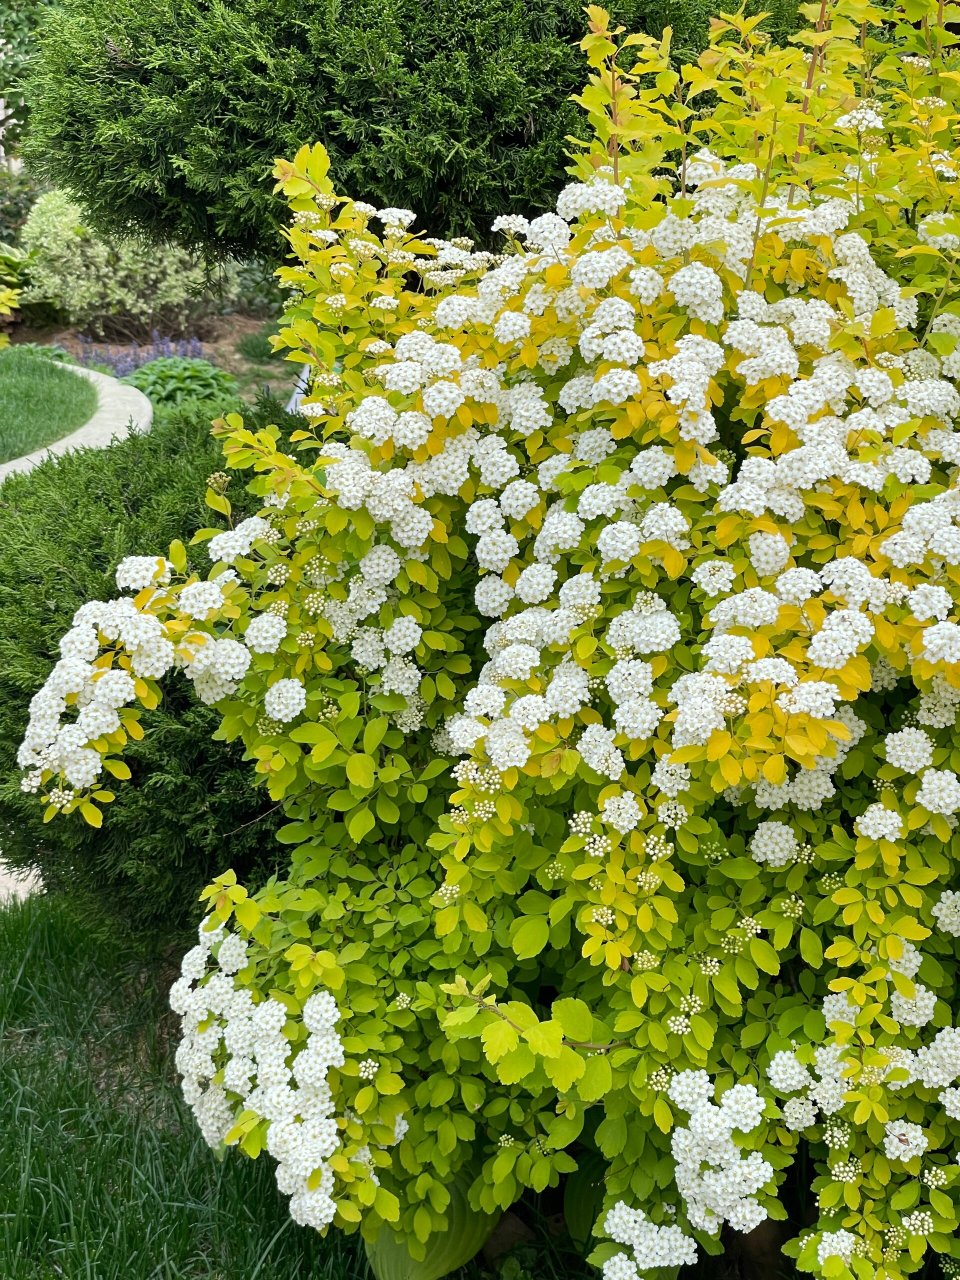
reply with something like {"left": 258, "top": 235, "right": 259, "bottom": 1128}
{"left": 123, "top": 356, "right": 239, "bottom": 407}
{"left": 18, "top": 190, "right": 238, "bottom": 338}
{"left": 235, "top": 323, "right": 278, "bottom": 364}
{"left": 0, "top": 396, "right": 293, "bottom": 943}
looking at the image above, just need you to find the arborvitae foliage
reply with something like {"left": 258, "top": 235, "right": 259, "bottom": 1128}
{"left": 21, "top": 0, "right": 800, "bottom": 259}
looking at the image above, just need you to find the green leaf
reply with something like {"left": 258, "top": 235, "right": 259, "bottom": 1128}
{"left": 481, "top": 1018, "right": 519, "bottom": 1063}
{"left": 799, "top": 928, "right": 823, "bottom": 967}
{"left": 363, "top": 718, "right": 389, "bottom": 753}
{"left": 524, "top": 1019, "right": 563, "bottom": 1058}
{"left": 80, "top": 802, "right": 102, "bottom": 828}
{"left": 234, "top": 898, "right": 261, "bottom": 931}
{"left": 347, "top": 805, "right": 375, "bottom": 842}
{"left": 205, "top": 487, "right": 232, "bottom": 517}
{"left": 750, "top": 939, "right": 781, "bottom": 976}
{"left": 510, "top": 916, "right": 549, "bottom": 960}
{"left": 497, "top": 1043, "right": 536, "bottom": 1084}
{"left": 544, "top": 1046, "right": 586, "bottom": 1092}
{"left": 347, "top": 753, "right": 376, "bottom": 789}
{"left": 552, "top": 997, "right": 593, "bottom": 1042}
{"left": 578, "top": 1053, "right": 612, "bottom": 1102}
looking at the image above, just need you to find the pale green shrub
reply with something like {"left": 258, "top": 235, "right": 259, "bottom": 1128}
{"left": 20, "top": 190, "right": 232, "bottom": 337}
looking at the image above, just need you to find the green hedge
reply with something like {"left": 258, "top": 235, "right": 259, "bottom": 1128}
{"left": 22, "top": 0, "right": 801, "bottom": 259}
{"left": 0, "top": 397, "right": 292, "bottom": 943}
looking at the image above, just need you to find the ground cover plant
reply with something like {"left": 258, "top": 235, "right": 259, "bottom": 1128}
{"left": 17, "top": 2, "right": 960, "bottom": 1278}
{"left": 0, "top": 345, "right": 96, "bottom": 460}
{"left": 122, "top": 356, "right": 240, "bottom": 408}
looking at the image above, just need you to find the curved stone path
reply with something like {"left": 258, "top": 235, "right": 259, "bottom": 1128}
{"left": 0, "top": 364, "right": 154, "bottom": 900}
{"left": 0, "top": 365, "right": 153, "bottom": 482}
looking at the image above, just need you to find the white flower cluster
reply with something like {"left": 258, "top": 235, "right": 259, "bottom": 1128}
{"left": 18, "top": 595, "right": 179, "bottom": 792}
{"left": 933, "top": 890, "right": 960, "bottom": 936}
{"left": 765, "top": 1045, "right": 848, "bottom": 1129}
{"left": 601, "top": 1201, "right": 697, "bottom": 1277}
{"left": 170, "top": 920, "right": 347, "bottom": 1230}
{"left": 668, "top": 1072, "right": 772, "bottom": 1233}
{"left": 285, "top": 153, "right": 949, "bottom": 791}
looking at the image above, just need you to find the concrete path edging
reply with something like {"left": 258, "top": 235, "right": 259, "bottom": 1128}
{"left": 0, "top": 365, "right": 154, "bottom": 482}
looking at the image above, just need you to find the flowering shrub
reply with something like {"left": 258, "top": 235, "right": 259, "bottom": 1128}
{"left": 19, "top": 3, "right": 960, "bottom": 1277}
{"left": 19, "top": 190, "right": 236, "bottom": 338}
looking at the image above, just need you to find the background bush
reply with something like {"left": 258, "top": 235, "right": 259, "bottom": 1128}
{"left": 0, "top": 0, "right": 50, "bottom": 154}
{"left": 21, "top": 0, "right": 801, "bottom": 260}
{"left": 19, "top": 190, "right": 238, "bottom": 338}
{"left": 0, "top": 396, "right": 294, "bottom": 944}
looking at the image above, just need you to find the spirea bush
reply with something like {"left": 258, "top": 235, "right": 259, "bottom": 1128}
{"left": 19, "top": 190, "right": 234, "bottom": 339}
{"left": 18, "top": 2, "right": 960, "bottom": 1276}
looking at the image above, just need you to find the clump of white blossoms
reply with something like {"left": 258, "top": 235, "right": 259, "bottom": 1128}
{"left": 170, "top": 919, "right": 350, "bottom": 1229}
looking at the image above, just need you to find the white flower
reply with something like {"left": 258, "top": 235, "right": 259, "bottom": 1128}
{"left": 601, "top": 793, "right": 642, "bottom": 833}
{"left": 855, "top": 803, "right": 903, "bottom": 842}
{"left": 917, "top": 768, "right": 960, "bottom": 816}
{"left": 750, "top": 822, "right": 797, "bottom": 867}
{"left": 115, "top": 555, "right": 172, "bottom": 592}
{"left": 932, "top": 890, "right": 960, "bottom": 936}
{"left": 179, "top": 580, "right": 226, "bottom": 619}
{"left": 883, "top": 1120, "right": 927, "bottom": 1162}
{"left": 884, "top": 727, "right": 933, "bottom": 773}
{"left": 264, "top": 679, "right": 306, "bottom": 723}
{"left": 245, "top": 613, "right": 288, "bottom": 654}
{"left": 384, "top": 617, "right": 423, "bottom": 655}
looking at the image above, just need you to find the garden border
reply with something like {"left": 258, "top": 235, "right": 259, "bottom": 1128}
{"left": 0, "top": 365, "right": 153, "bottom": 481}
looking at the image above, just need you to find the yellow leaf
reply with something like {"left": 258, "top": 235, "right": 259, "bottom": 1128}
{"left": 80, "top": 802, "right": 102, "bottom": 828}
{"left": 718, "top": 754, "right": 741, "bottom": 786}
{"left": 762, "top": 754, "right": 787, "bottom": 784}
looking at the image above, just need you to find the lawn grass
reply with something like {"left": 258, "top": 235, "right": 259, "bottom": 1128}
{"left": 0, "top": 348, "right": 98, "bottom": 464}
{"left": 0, "top": 894, "right": 369, "bottom": 1280}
